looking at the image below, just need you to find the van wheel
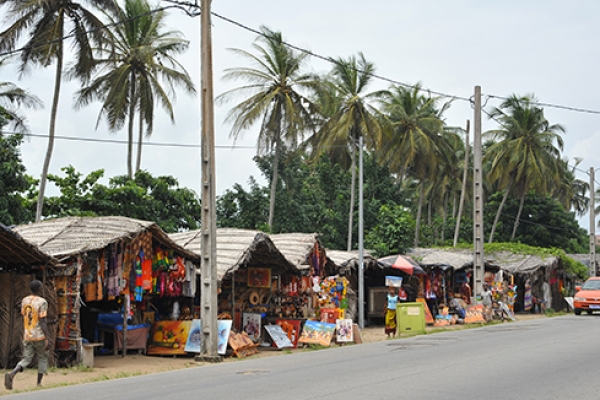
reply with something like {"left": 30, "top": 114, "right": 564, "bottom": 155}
{"left": 587, "top": 310, "right": 593, "bottom": 315}
{"left": 574, "top": 309, "right": 582, "bottom": 315}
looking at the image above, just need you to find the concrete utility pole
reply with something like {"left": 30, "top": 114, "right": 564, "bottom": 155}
{"left": 590, "top": 167, "right": 596, "bottom": 277}
{"left": 472, "top": 86, "right": 484, "bottom": 300}
{"left": 198, "top": 0, "right": 219, "bottom": 362}
{"left": 358, "top": 136, "right": 365, "bottom": 329}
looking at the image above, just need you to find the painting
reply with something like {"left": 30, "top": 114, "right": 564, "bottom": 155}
{"left": 247, "top": 268, "right": 271, "bottom": 288}
{"left": 335, "top": 319, "right": 353, "bottom": 342}
{"left": 184, "top": 319, "right": 202, "bottom": 353}
{"left": 147, "top": 320, "right": 192, "bottom": 355}
{"left": 385, "top": 276, "right": 403, "bottom": 288}
{"left": 298, "top": 320, "right": 336, "bottom": 347}
{"left": 464, "top": 304, "right": 486, "bottom": 324}
{"left": 417, "top": 298, "right": 434, "bottom": 325}
{"left": 275, "top": 319, "right": 301, "bottom": 348}
{"left": 242, "top": 313, "right": 262, "bottom": 343}
{"left": 264, "top": 325, "right": 293, "bottom": 348}
{"left": 183, "top": 320, "right": 233, "bottom": 355}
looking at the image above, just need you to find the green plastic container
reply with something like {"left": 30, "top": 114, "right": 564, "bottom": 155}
{"left": 396, "top": 302, "right": 426, "bottom": 334}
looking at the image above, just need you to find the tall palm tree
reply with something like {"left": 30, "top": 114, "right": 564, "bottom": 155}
{"left": 378, "top": 84, "right": 452, "bottom": 247}
{"left": 310, "top": 53, "right": 384, "bottom": 251}
{"left": 484, "top": 94, "right": 564, "bottom": 242}
{"left": 75, "top": 0, "right": 195, "bottom": 178}
{"left": 217, "top": 26, "right": 319, "bottom": 231}
{"left": 0, "top": 0, "right": 118, "bottom": 221}
{"left": 0, "top": 59, "right": 43, "bottom": 133}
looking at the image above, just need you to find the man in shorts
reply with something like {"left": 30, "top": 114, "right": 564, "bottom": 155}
{"left": 5, "top": 280, "right": 50, "bottom": 390}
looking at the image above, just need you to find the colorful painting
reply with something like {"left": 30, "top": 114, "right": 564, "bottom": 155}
{"left": 417, "top": 298, "right": 434, "bottom": 324}
{"left": 147, "top": 320, "right": 192, "bottom": 355}
{"left": 298, "top": 320, "right": 336, "bottom": 347}
{"left": 275, "top": 319, "right": 301, "bottom": 348}
{"left": 336, "top": 319, "right": 353, "bottom": 342}
{"left": 464, "top": 304, "right": 486, "bottom": 324}
{"left": 242, "top": 313, "right": 262, "bottom": 343}
{"left": 183, "top": 319, "right": 233, "bottom": 355}
{"left": 247, "top": 268, "right": 271, "bottom": 288}
{"left": 385, "top": 276, "right": 403, "bottom": 288}
{"left": 264, "top": 325, "right": 293, "bottom": 348}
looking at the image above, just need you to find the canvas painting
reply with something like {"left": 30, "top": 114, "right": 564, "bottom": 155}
{"left": 335, "top": 319, "right": 353, "bottom": 342}
{"left": 247, "top": 268, "right": 271, "bottom": 288}
{"left": 264, "top": 324, "right": 293, "bottom": 348}
{"left": 217, "top": 320, "right": 233, "bottom": 354}
{"left": 184, "top": 319, "right": 202, "bottom": 353}
{"left": 298, "top": 320, "right": 336, "bottom": 347}
{"left": 276, "top": 319, "right": 301, "bottom": 348}
{"left": 385, "top": 276, "right": 403, "bottom": 288}
{"left": 242, "top": 313, "right": 262, "bottom": 342}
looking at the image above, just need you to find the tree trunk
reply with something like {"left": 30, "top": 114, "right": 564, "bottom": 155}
{"left": 489, "top": 179, "right": 513, "bottom": 243}
{"left": 127, "top": 72, "right": 136, "bottom": 179}
{"left": 135, "top": 111, "right": 143, "bottom": 173}
{"left": 442, "top": 191, "right": 448, "bottom": 243}
{"left": 268, "top": 135, "right": 281, "bottom": 231}
{"left": 511, "top": 192, "right": 526, "bottom": 241}
{"left": 414, "top": 183, "right": 424, "bottom": 248}
{"left": 36, "top": 32, "right": 64, "bottom": 221}
{"left": 454, "top": 121, "right": 470, "bottom": 246}
{"left": 347, "top": 143, "right": 356, "bottom": 251}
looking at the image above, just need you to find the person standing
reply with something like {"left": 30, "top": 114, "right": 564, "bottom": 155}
{"left": 384, "top": 286, "right": 399, "bottom": 337}
{"left": 481, "top": 283, "right": 493, "bottom": 322}
{"left": 5, "top": 280, "right": 50, "bottom": 390}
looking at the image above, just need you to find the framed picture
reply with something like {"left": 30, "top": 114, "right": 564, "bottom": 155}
{"left": 264, "top": 325, "right": 293, "bottom": 348}
{"left": 147, "top": 320, "right": 192, "bottom": 356}
{"left": 385, "top": 276, "right": 403, "bottom": 287}
{"left": 336, "top": 319, "right": 354, "bottom": 342}
{"left": 184, "top": 319, "right": 233, "bottom": 355}
{"left": 242, "top": 313, "right": 262, "bottom": 343}
{"left": 247, "top": 268, "right": 271, "bottom": 288}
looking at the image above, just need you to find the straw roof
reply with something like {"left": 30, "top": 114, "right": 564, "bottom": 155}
{"left": 486, "top": 251, "right": 557, "bottom": 274}
{"left": 169, "top": 228, "right": 298, "bottom": 281}
{"left": 409, "top": 248, "right": 473, "bottom": 269}
{"left": 269, "top": 232, "right": 321, "bottom": 271}
{"left": 14, "top": 216, "right": 199, "bottom": 261}
{"left": 0, "top": 223, "right": 55, "bottom": 268}
{"left": 326, "top": 249, "right": 377, "bottom": 269}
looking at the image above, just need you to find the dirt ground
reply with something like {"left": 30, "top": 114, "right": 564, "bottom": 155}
{"left": 1, "top": 313, "right": 546, "bottom": 396}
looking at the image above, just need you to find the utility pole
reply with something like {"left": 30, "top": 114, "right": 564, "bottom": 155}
{"left": 590, "top": 167, "right": 596, "bottom": 277}
{"left": 473, "top": 86, "right": 484, "bottom": 300}
{"left": 197, "top": 0, "right": 219, "bottom": 362}
{"left": 358, "top": 136, "right": 365, "bottom": 329}
{"left": 453, "top": 119, "right": 470, "bottom": 247}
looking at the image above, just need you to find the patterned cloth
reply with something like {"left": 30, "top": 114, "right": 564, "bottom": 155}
{"left": 21, "top": 295, "right": 48, "bottom": 341}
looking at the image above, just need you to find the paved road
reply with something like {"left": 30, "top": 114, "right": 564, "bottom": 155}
{"left": 5, "top": 315, "right": 600, "bottom": 400}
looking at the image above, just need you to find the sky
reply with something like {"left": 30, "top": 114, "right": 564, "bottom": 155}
{"left": 2, "top": 1, "right": 600, "bottom": 232}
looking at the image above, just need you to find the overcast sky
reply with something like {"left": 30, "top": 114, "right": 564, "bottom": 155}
{"left": 2, "top": 1, "right": 600, "bottom": 231}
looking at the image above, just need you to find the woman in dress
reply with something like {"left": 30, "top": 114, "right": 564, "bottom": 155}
{"left": 524, "top": 279, "right": 532, "bottom": 312}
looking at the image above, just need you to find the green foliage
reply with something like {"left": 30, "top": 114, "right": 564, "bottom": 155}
{"left": 483, "top": 192, "right": 587, "bottom": 253}
{"left": 0, "top": 134, "right": 35, "bottom": 225}
{"left": 43, "top": 166, "right": 201, "bottom": 232}
{"left": 365, "top": 204, "right": 415, "bottom": 257}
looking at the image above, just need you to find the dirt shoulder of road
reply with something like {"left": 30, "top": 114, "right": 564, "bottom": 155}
{"left": 0, "top": 313, "right": 548, "bottom": 396}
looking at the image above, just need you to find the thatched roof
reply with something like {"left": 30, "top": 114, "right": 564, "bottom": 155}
{"left": 14, "top": 216, "right": 200, "bottom": 261}
{"left": 409, "top": 247, "right": 555, "bottom": 274}
{"left": 169, "top": 228, "right": 298, "bottom": 281}
{"left": 269, "top": 232, "right": 321, "bottom": 271}
{"left": 409, "top": 248, "right": 473, "bottom": 269}
{"left": 0, "top": 223, "right": 55, "bottom": 268}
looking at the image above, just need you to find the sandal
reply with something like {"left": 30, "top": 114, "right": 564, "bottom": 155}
{"left": 4, "top": 372, "right": 13, "bottom": 390}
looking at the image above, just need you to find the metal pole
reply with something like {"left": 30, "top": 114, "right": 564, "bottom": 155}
{"left": 590, "top": 167, "right": 596, "bottom": 277}
{"left": 473, "top": 86, "right": 484, "bottom": 301}
{"left": 358, "top": 136, "right": 365, "bottom": 329}
{"left": 197, "top": 0, "right": 220, "bottom": 362}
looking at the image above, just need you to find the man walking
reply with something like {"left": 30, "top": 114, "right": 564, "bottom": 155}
{"left": 5, "top": 280, "right": 50, "bottom": 390}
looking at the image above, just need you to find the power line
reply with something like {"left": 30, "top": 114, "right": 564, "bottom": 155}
{"left": 484, "top": 94, "right": 600, "bottom": 116}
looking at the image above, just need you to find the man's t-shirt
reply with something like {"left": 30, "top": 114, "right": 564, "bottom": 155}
{"left": 21, "top": 295, "right": 48, "bottom": 341}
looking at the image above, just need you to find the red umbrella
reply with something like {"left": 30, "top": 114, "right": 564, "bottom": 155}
{"left": 377, "top": 255, "right": 426, "bottom": 275}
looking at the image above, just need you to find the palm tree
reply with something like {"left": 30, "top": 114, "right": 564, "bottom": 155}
{"left": 0, "top": 0, "right": 119, "bottom": 221}
{"left": 378, "top": 84, "right": 452, "bottom": 247}
{"left": 310, "top": 53, "right": 384, "bottom": 251}
{"left": 0, "top": 59, "right": 43, "bottom": 133}
{"left": 484, "top": 94, "right": 564, "bottom": 243}
{"left": 217, "top": 26, "right": 319, "bottom": 231}
{"left": 75, "top": 0, "right": 195, "bottom": 178}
